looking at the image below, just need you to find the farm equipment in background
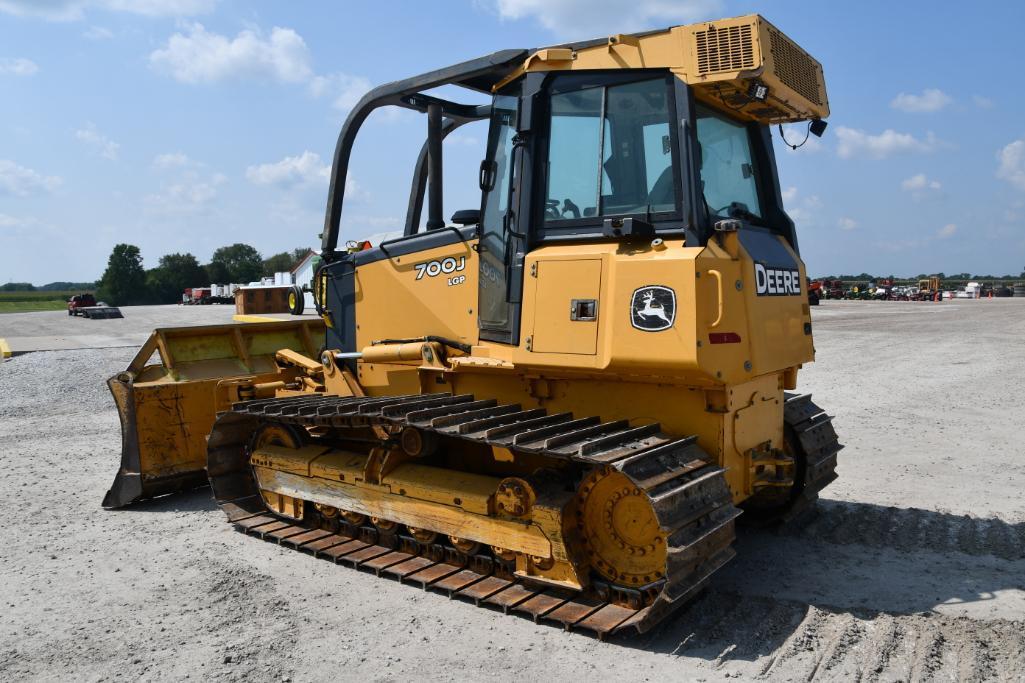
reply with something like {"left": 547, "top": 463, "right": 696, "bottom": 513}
{"left": 808, "top": 279, "right": 822, "bottom": 305}
{"left": 914, "top": 277, "right": 942, "bottom": 301}
{"left": 844, "top": 284, "right": 872, "bottom": 300}
{"left": 103, "top": 14, "right": 841, "bottom": 638}
{"left": 183, "top": 286, "right": 238, "bottom": 305}
{"left": 888, "top": 286, "right": 915, "bottom": 301}
{"left": 954, "top": 282, "right": 984, "bottom": 299}
{"left": 822, "top": 280, "right": 844, "bottom": 299}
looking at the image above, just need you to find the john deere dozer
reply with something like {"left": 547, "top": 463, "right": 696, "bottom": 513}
{"left": 105, "top": 14, "right": 841, "bottom": 638}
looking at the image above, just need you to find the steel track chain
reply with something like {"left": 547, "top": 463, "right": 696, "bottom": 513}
{"left": 201, "top": 391, "right": 843, "bottom": 637}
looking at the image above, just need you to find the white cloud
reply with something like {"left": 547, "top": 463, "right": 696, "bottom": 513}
{"left": 102, "top": 0, "right": 215, "bottom": 15}
{"left": 0, "top": 0, "right": 83, "bottom": 20}
{"left": 996, "top": 139, "right": 1025, "bottom": 191}
{"left": 145, "top": 169, "right": 226, "bottom": 215}
{"left": 937, "top": 223, "right": 957, "bottom": 238}
{"left": 890, "top": 88, "right": 952, "bottom": 113}
{"left": 83, "top": 25, "right": 113, "bottom": 40}
{"left": 75, "top": 122, "right": 119, "bottom": 160}
{"left": 781, "top": 186, "right": 822, "bottom": 225}
{"left": 245, "top": 151, "right": 369, "bottom": 201}
{"left": 152, "top": 152, "right": 191, "bottom": 168}
{"left": 835, "top": 127, "right": 937, "bottom": 160}
{"left": 0, "top": 0, "right": 216, "bottom": 21}
{"left": 837, "top": 217, "right": 858, "bottom": 231}
{"left": 900, "top": 173, "right": 941, "bottom": 192}
{"left": 0, "top": 159, "right": 62, "bottom": 196}
{"left": 343, "top": 176, "right": 369, "bottom": 203}
{"left": 150, "top": 23, "right": 312, "bottom": 84}
{"left": 149, "top": 22, "right": 372, "bottom": 116}
{"left": 0, "top": 213, "right": 32, "bottom": 228}
{"left": 973, "top": 94, "right": 994, "bottom": 110}
{"left": 0, "top": 57, "right": 38, "bottom": 76}
{"left": 246, "top": 151, "right": 329, "bottom": 186}
{"left": 491, "top": 0, "right": 723, "bottom": 38}
{"left": 309, "top": 72, "right": 371, "bottom": 112}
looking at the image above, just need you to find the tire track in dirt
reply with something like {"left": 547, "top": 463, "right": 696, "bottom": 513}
{"left": 643, "top": 591, "right": 1025, "bottom": 681}
{"left": 777, "top": 500, "right": 1025, "bottom": 561}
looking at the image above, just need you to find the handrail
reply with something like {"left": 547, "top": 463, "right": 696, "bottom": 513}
{"left": 708, "top": 269, "right": 724, "bottom": 328}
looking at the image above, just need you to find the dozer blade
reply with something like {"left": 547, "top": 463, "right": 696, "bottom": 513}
{"left": 102, "top": 319, "right": 325, "bottom": 508}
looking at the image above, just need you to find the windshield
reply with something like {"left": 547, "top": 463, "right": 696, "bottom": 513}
{"left": 545, "top": 77, "right": 677, "bottom": 222}
{"left": 695, "top": 105, "right": 762, "bottom": 222}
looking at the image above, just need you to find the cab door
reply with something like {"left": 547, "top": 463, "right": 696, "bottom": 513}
{"left": 477, "top": 87, "right": 522, "bottom": 344}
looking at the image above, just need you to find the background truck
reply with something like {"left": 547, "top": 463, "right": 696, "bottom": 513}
{"left": 68, "top": 293, "right": 123, "bottom": 319}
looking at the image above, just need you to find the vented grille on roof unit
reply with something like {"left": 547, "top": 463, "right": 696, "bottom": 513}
{"left": 695, "top": 24, "right": 754, "bottom": 74}
{"left": 767, "top": 27, "right": 822, "bottom": 106}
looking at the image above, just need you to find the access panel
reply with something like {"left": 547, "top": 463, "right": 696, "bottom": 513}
{"left": 530, "top": 259, "right": 602, "bottom": 355}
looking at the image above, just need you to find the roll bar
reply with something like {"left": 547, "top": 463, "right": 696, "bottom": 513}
{"left": 320, "top": 49, "right": 527, "bottom": 256}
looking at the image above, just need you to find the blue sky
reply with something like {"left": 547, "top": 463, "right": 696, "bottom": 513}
{"left": 2, "top": 0, "right": 1024, "bottom": 284}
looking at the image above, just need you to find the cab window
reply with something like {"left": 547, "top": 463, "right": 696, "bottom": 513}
{"left": 544, "top": 76, "right": 678, "bottom": 225}
{"left": 695, "top": 105, "right": 763, "bottom": 222}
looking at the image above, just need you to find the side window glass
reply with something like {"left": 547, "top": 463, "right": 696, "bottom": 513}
{"left": 642, "top": 122, "right": 673, "bottom": 210}
{"left": 695, "top": 106, "right": 762, "bottom": 220}
{"left": 544, "top": 77, "right": 677, "bottom": 223}
{"left": 546, "top": 87, "right": 603, "bottom": 220}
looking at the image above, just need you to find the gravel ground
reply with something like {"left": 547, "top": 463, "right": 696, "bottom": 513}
{"left": 0, "top": 304, "right": 248, "bottom": 353}
{"left": 1, "top": 300, "right": 1023, "bottom": 681}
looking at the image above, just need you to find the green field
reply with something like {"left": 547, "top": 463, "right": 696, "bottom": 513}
{"left": 0, "top": 291, "right": 92, "bottom": 314}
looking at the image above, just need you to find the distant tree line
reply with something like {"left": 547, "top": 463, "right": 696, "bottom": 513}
{"left": 1, "top": 281, "right": 99, "bottom": 292}
{"left": 92, "top": 243, "right": 311, "bottom": 306}
{"left": 814, "top": 271, "right": 1025, "bottom": 282}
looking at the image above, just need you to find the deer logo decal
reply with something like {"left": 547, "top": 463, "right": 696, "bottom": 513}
{"left": 631, "top": 285, "right": 676, "bottom": 331}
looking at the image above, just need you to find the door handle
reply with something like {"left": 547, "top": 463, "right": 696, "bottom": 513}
{"left": 708, "top": 269, "right": 724, "bottom": 328}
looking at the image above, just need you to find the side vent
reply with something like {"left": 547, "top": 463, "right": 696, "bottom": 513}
{"left": 767, "top": 27, "right": 822, "bottom": 106}
{"left": 695, "top": 23, "right": 755, "bottom": 74}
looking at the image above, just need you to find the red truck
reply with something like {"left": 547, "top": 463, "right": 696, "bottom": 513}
{"left": 67, "top": 293, "right": 97, "bottom": 316}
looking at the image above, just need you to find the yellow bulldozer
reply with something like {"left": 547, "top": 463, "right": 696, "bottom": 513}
{"left": 103, "top": 14, "right": 841, "bottom": 638}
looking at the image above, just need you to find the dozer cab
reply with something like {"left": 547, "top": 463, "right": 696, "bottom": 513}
{"left": 105, "top": 14, "right": 841, "bottom": 638}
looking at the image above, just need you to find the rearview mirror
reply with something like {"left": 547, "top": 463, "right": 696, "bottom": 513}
{"left": 451, "top": 209, "right": 481, "bottom": 226}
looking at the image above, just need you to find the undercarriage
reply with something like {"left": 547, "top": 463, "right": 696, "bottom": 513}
{"left": 204, "top": 391, "right": 839, "bottom": 637}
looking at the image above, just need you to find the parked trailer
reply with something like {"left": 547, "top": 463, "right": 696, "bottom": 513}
{"left": 78, "top": 305, "right": 124, "bottom": 319}
{"left": 182, "top": 287, "right": 211, "bottom": 305}
{"left": 68, "top": 294, "right": 124, "bottom": 318}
